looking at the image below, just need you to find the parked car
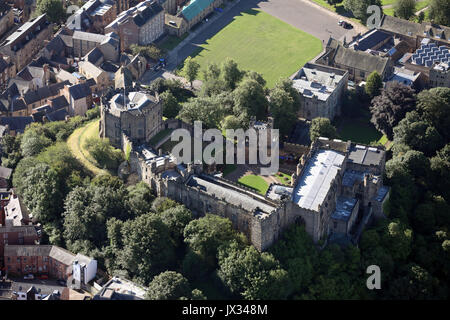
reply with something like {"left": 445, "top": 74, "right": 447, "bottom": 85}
{"left": 342, "top": 21, "right": 353, "bottom": 29}
{"left": 338, "top": 20, "right": 344, "bottom": 26}
{"left": 38, "top": 275, "right": 48, "bottom": 280}
{"left": 23, "top": 274, "right": 34, "bottom": 280}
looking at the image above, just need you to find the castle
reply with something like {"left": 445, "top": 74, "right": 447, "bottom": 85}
{"left": 100, "top": 90, "right": 390, "bottom": 251}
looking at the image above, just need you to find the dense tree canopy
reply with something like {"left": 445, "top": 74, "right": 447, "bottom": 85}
{"left": 309, "top": 117, "right": 337, "bottom": 141}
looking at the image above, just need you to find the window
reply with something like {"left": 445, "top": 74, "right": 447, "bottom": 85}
{"left": 360, "top": 71, "right": 365, "bottom": 78}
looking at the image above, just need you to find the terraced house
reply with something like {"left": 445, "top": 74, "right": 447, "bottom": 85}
{"left": 177, "top": 0, "right": 223, "bottom": 33}
{"left": 105, "top": 0, "right": 165, "bottom": 51}
{"left": 0, "top": 14, "right": 53, "bottom": 74}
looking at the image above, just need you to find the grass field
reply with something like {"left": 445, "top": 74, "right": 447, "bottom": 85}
{"left": 336, "top": 117, "right": 383, "bottom": 145}
{"left": 383, "top": 0, "right": 430, "bottom": 17}
{"left": 188, "top": 9, "right": 322, "bottom": 88}
{"left": 67, "top": 119, "right": 110, "bottom": 176}
{"left": 274, "top": 172, "right": 291, "bottom": 186}
{"left": 238, "top": 174, "right": 269, "bottom": 195}
{"left": 157, "top": 33, "right": 189, "bottom": 51}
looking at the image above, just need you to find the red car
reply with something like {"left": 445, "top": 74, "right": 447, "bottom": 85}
{"left": 38, "top": 275, "right": 48, "bottom": 280}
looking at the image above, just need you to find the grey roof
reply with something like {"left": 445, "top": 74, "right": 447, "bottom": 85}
{"left": 49, "top": 95, "right": 69, "bottom": 110}
{"left": 4, "top": 196, "right": 29, "bottom": 227}
{"left": 86, "top": 47, "right": 104, "bottom": 65}
{"left": 68, "top": 83, "right": 92, "bottom": 100}
{"left": 331, "top": 196, "right": 358, "bottom": 221}
{"left": 73, "top": 31, "right": 107, "bottom": 43}
{"left": 23, "top": 81, "right": 69, "bottom": 105}
{"left": 333, "top": 44, "right": 390, "bottom": 76}
{"left": 347, "top": 144, "right": 384, "bottom": 167}
{"left": 349, "top": 29, "right": 392, "bottom": 52}
{"left": 0, "top": 116, "right": 34, "bottom": 133}
{"left": 0, "top": 225, "right": 37, "bottom": 237}
{"left": 293, "top": 149, "right": 346, "bottom": 212}
{"left": 46, "top": 108, "right": 68, "bottom": 122}
{"left": 93, "top": 277, "right": 147, "bottom": 300}
{"left": 133, "top": 2, "right": 163, "bottom": 27}
{"left": 0, "top": 166, "right": 13, "bottom": 179}
{"left": 342, "top": 169, "right": 365, "bottom": 187}
{"left": 187, "top": 175, "right": 276, "bottom": 214}
{"left": 2, "top": 14, "right": 48, "bottom": 48}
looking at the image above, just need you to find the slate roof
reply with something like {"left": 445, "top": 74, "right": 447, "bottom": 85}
{"left": 333, "top": 44, "right": 390, "bottom": 76}
{"left": 23, "top": 81, "right": 69, "bottom": 105}
{"left": 347, "top": 144, "right": 384, "bottom": 167}
{"left": 331, "top": 197, "right": 358, "bottom": 222}
{"left": 133, "top": 2, "right": 164, "bottom": 27}
{"left": 379, "top": 15, "right": 423, "bottom": 37}
{"left": 349, "top": 29, "right": 392, "bottom": 52}
{"left": 49, "top": 95, "right": 69, "bottom": 110}
{"left": 181, "top": 0, "right": 215, "bottom": 21}
{"left": 86, "top": 47, "right": 104, "bottom": 65}
{"left": 4, "top": 245, "right": 81, "bottom": 266}
{"left": 68, "top": 83, "right": 92, "bottom": 100}
{"left": 0, "top": 116, "right": 34, "bottom": 133}
{"left": 73, "top": 31, "right": 106, "bottom": 43}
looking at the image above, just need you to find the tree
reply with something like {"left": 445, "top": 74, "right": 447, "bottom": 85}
{"left": 16, "top": 163, "right": 63, "bottom": 224}
{"left": 428, "top": 0, "right": 450, "bottom": 26}
{"left": 130, "top": 44, "right": 163, "bottom": 61}
{"left": 394, "top": 0, "right": 416, "bottom": 20}
{"left": 269, "top": 88, "right": 297, "bottom": 136}
{"left": 244, "top": 71, "right": 266, "bottom": 87}
{"left": 221, "top": 115, "right": 244, "bottom": 132}
{"left": 63, "top": 185, "right": 128, "bottom": 251}
{"left": 365, "top": 71, "right": 383, "bottom": 98}
{"left": 417, "top": 10, "right": 425, "bottom": 23}
{"left": 217, "top": 241, "right": 291, "bottom": 299}
{"left": 203, "top": 63, "right": 221, "bottom": 82}
{"left": 160, "top": 91, "right": 181, "bottom": 119}
{"left": 221, "top": 58, "right": 243, "bottom": 90}
{"left": 343, "top": 0, "right": 382, "bottom": 21}
{"left": 36, "top": 0, "right": 65, "bottom": 23}
{"left": 309, "top": 117, "right": 337, "bottom": 141}
{"left": 20, "top": 126, "right": 52, "bottom": 157}
{"left": 158, "top": 205, "right": 193, "bottom": 246}
{"left": 1, "top": 134, "right": 22, "bottom": 169}
{"left": 151, "top": 197, "right": 178, "bottom": 213}
{"left": 145, "top": 271, "right": 191, "bottom": 300}
{"left": 369, "top": 81, "right": 416, "bottom": 140}
{"left": 182, "top": 57, "right": 200, "bottom": 88}
{"left": 416, "top": 87, "right": 450, "bottom": 141}
{"left": 273, "top": 78, "right": 301, "bottom": 109}
{"left": 430, "top": 144, "right": 450, "bottom": 201}
{"left": 183, "top": 214, "right": 244, "bottom": 268}
{"left": 393, "top": 111, "right": 444, "bottom": 157}
{"left": 233, "top": 78, "right": 268, "bottom": 121}
{"left": 84, "top": 136, "right": 124, "bottom": 170}
{"left": 125, "top": 182, "right": 154, "bottom": 217}
{"left": 116, "top": 213, "right": 176, "bottom": 284}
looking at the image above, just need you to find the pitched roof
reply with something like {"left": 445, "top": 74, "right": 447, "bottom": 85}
{"left": 0, "top": 116, "right": 34, "bottom": 133}
{"left": 79, "top": 60, "right": 104, "bottom": 78}
{"left": 49, "top": 95, "right": 69, "bottom": 110}
{"left": 68, "top": 83, "right": 92, "bottom": 100}
{"left": 133, "top": 2, "right": 163, "bottom": 27}
{"left": 23, "top": 81, "right": 69, "bottom": 105}
{"left": 379, "top": 15, "right": 423, "bottom": 37}
{"left": 86, "top": 47, "right": 104, "bottom": 65}
{"left": 73, "top": 31, "right": 107, "bottom": 43}
{"left": 333, "top": 44, "right": 390, "bottom": 76}
{"left": 181, "top": 0, "right": 215, "bottom": 21}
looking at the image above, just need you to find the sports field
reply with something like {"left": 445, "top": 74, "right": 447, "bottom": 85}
{"left": 189, "top": 9, "right": 323, "bottom": 88}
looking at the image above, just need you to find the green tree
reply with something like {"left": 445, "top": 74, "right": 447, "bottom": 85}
{"left": 183, "top": 214, "right": 245, "bottom": 268}
{"left": 269, "top": 87, "right": 297, "bottom": 136}
{"left": 36, "top": 0, "right": 66, "bottom": 23}
{"left": 369, "top": 81, "right": 416, "bottom": 140}
{"left": 416, "top": 87, "right": 450, "bottom": 141}
{"left": 20, "top": 126, "right": 52, "bottom": 157}
{"left": 343, "top": 0, "right": 382, "bottom": 21}
{"left": 233, "top": 78, "right": 268, "bottom": 121}
{"left": 145, "top": 271, "right": 191, "bottom": 300}
{"left": 116, "top": 213, "right": 176, "bottom": 284}
{"left": 84, "top": 136, "right": 124, "bottom": 170}
{"left": 221, "top": 115, "right": 244, "bottom": 132}
{"left": 217, "top": 241, "right": 291, "bottom": 299}
{"left": 182, "top": 57, "right": 200, "bottom": 88}
{"left": 221, "top": 58, "right": 243, "bottom": 90}
{"left": 158, "top": 205, "right": 193, "bottom": 246}
{"left": 365, "top": 71, "right": 383, "bottom": 98}
{"left": 428, "top": 0, "right": 450, "bottom": 26}
{"left": 309, "top": 117, "right": 337, "bottom": 141}
{"left": 394, "top": 0, "right": 416, "bottom": 20}
{"left": 160, "top": 90, "right": 181, "bottom": 119}
{"left": 125, "top": 182, "right": 155, "bottom": 217}
{"left": 417, "top": 10, "right": 425, "bottom": 23}
{"left": 1, "top": 133, "right": 23, "bottom": 169}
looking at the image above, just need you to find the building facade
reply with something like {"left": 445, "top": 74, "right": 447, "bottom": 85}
{"left": 0, "top": 14, "right": 53, "bottom": 74}
{"left": 292, "top": 63, "right": 348, "bottom": 120}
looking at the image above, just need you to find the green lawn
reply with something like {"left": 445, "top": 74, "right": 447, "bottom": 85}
{"left": 188, "top": 9, "right": 322, "bottom": 88}
{"left": 67, "top": 119, "right": 110, "bottom": 176}
{"left": 157, "top": 33, "right": 189, "bottom": 51}
{"left": 238, "top": 175, "right": 269, "bottom": 195}
{"left": 383, "top": 0, "right": 429, "bottom": 17}
{"left": 274, "top": 172, "right": 291, "bottom": 186}
{"left": 336, "top": 118, "right": 383, "bottom": 145}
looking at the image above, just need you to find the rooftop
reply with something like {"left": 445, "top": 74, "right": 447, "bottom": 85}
{"left": 187, "top": 174, "right": 276, "bottom": 215}
{"left": 348, "top": 29, "right": 392, "bottom": 52}
{"left": 181, "top": 0, "right": 215, "bottom": 21}
{"left": 293, "top": 149, "right": 345, "bottom": 211}
{"left": 94, "top": 277, "right": 147, "bottom": 300}
{"left": 331, "top": 196, "right": 358, "bottom": 221}
{"left": 347, "top": 144, "right": 384, "bottom": 167}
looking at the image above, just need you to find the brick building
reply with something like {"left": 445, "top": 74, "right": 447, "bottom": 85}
{"left": 0, "top": 2, "right": 14, "bottom": 39}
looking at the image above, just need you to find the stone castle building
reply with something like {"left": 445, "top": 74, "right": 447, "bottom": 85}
{"left": 99, "top": 89, "right": 163, "bottom": 148}
{"left": 101, "top": 90, "right": 389, "bottom": 251}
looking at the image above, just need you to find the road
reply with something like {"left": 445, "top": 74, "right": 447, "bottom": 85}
{"left": 141, "top": 0, "right": 366, "bottom": 84}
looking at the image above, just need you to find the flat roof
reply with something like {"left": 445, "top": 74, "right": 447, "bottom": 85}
{"left": 347, "top": 145, "right": 383, "bottom": 167}
{"left": 293, "top": 149, "right": 345, "bottom": 211}
{"left": 266, "top": 184, "right": 293, "bottom": 201}
{"left": 331, "top": 196, "right": 358, "bottom": 221}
